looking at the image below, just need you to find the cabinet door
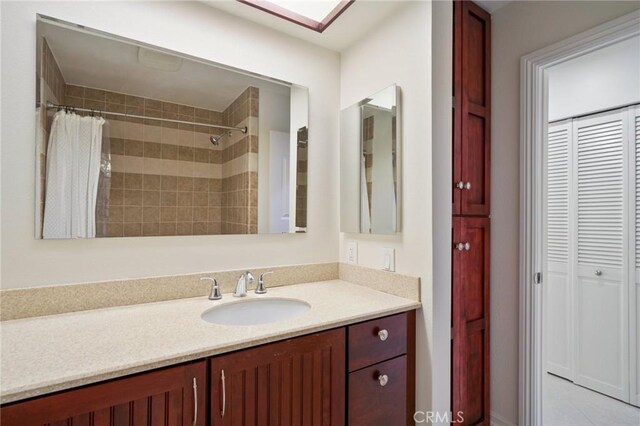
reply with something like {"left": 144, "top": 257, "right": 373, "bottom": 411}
{"left": 452, "top": 0, "right": 463, "bottom": 215}
{"left": 210, "top": 329, "right": 345, "bottom": 426}
{"left": 0, "top": 361, "right": 206, "bottom": 426}
{"left": 452, "top": 216, "right": 490, "bottom": 426}
{"left": 453, "top": 1, "right": 491, "bottom": 216}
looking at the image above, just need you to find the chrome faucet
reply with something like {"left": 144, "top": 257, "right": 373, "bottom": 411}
{"left": 255, "top": 271, "right": 273, "bottom": 294}
{"left": 233, "top": 271, "right": 255, "bottom": 297}
{"left": 200, "top": 277, "right": 222, "bottom": 300}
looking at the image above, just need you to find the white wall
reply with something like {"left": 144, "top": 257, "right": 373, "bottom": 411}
{"left": 340, "top": 0, "right": 437, "bottom": 416}
{"left": 0, "top": 1, "right": 340, "bottom": 289}
{"left": 491, "top": 2, "right": 640, "bottom": 424}
{"left": 430, "top": 1, "right": 453, "bottom": 421}
{"left": 548, "top": 35, "right": 640, "bottom": 122}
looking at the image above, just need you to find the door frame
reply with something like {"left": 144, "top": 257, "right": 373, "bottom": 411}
{"left": 518, "top": 10, "right": 640, "bottom": 426}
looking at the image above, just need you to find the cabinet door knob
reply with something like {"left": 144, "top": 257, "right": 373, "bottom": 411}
{"left": 455, "top": 181, "right": 464, "bottom": 190}
{"left": 378, "top": 374, "right": 389, "bottom": 387}
{"left": 378, "top": 329, "right": 389, "bottom": 341}
{"left": 465, "top": 182, "right": 472, "bottom": 190}
{"left": 595, "top": 270, "right": 603, "bottom": 276}
{"left": 455, "top": 242, "right": 470, "bottom": 251}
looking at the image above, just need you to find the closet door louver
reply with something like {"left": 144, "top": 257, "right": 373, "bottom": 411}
{"left": 633, "top": 107, "right": 640, "bottom": 406}
{"left": 573, "top": 110, "right": 629, "bottom": 401}
{"left": 546, "top": 121, "right": 573, "bottom": 379}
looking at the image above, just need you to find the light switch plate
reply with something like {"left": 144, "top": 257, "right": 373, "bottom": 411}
{"left": 347, "top": 242, "right": 358, "bottom": 264}
{"left": 381, "top": 247, "right": 395, "bottom": 272}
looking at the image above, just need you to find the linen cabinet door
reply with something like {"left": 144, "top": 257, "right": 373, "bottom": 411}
{"left": 458, "top": 1, "right": 491, "bottom": 216}
{"left": 0, "top": 361, "right": 207, "bottom": 426}
{"left": 452, "top": 216, "right": 490, "bottom": 426}
{"left": 210, "top": 329, "right": 345, "bottom": 426}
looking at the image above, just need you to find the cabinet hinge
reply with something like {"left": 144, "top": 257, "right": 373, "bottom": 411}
{"left": 534, "top": 272, "right": 542, "bottom": 285}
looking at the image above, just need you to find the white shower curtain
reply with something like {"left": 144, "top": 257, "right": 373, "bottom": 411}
{"left": 360, "top": 153, "right": 371, "bottom": 233}
{"left": 43, "top": 111, "right": 105, "bottom": 239}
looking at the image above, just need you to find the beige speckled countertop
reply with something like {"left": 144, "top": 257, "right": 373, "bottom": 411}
{"left": 0, "top": 280, "right": 420, "bottom": 404}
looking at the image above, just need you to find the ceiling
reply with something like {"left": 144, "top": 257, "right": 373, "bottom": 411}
{"left": 201, "top": 0, "right": 408, "bottom": 52}
{"left": 473, "top": 0, "right": 512, "bottom": 13}
{"left": 39, "top": 20, "right": 290, "bottom": 111}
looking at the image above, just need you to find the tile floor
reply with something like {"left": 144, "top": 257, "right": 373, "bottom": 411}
{"left": 543, "top": 373, "right": 640, "bottom": 425}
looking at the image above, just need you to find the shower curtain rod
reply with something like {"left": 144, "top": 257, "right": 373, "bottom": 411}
{"left": 45, "top": 101, "right": 248, "bottom": 134}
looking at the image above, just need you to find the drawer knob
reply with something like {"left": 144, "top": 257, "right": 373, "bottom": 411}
{"left": 378, "top": 329, "right": 389, "bottom": 341}
{"left": 378, "top": 374, "right": 389, "bottom": 387}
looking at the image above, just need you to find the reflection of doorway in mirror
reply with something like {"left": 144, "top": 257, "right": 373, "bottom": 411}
{"left": 268, "top": 131, "right": 290, "bottom": 233}
{"left": 362, "top": 106, "right": 396, "bottom": 234}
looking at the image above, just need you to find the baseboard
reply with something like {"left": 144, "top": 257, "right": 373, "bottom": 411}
{"left": 491, "top": 411, "right": 517, "bottom": 426}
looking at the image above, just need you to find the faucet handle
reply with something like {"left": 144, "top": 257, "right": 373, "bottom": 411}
{"left": 256, "top": 271, "right": 273, "bottom": 294}
{"left": 201, "top": 277, "right": 222, "bottom": 300}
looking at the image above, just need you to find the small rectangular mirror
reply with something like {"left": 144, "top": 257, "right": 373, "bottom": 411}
{"left": 340, "top": 85, "right": 400, "bottom": 234}
{"left": 35, "top": 16, "right": 308, "bottom": 239}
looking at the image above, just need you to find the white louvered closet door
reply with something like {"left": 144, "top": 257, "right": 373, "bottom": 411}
{"left": 573, "top": 109, "right": 630, "bottom": 402}
{"left": 545, "top": 121, "right": 573, "bottom": 380}
{"left": 633, "top": 106, "right": 640, "bottom": 406}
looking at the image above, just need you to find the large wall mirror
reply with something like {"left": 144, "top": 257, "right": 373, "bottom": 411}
{"left": 340, "top": 85, "right": 400, "bottom": 234}
{"left": 35, "top": 16, "right": 308, "bottom": 239}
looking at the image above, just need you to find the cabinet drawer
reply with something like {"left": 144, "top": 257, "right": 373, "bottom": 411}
{"left": 348, "top": 355, "right": 407, "bottom": 426}
{"left": 348, "top": 312, "right": 407, "bottom": 372}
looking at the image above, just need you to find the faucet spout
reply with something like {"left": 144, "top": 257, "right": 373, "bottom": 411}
{"left": 233, "top": 271, "right": 254, "bottom": 297}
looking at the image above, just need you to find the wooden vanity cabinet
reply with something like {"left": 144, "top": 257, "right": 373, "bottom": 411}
{"left": 0, "top": 311, "right": 415, "bottom": 426}
{"left": 209, "top": 328, "right": 346, "bottom": 426}
{"left": 0, "top": 361, "right": 206, "bottom": 426}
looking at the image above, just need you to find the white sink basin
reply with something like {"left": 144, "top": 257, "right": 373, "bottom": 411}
{"left": 201, "top": 297, "right": 311, "bottom": 326}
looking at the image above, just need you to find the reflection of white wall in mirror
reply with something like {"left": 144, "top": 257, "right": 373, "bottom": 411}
{"left": 268, "top": 131, "right": 290, "bottom": 233}
{"left": 367, "top": 87, "right": 396, "bottom": 110}
{"left": 290, "top": 86, "right": 308, "bottom": 232}
{"left": 257, "top": 86, "right": 290, "bottom": 233}
{"left": 369, "top": 108, "right": 396, "bottom": 234}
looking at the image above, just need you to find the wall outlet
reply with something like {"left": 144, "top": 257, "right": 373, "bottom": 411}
{"left": 381, "top": 247, "right": 395, "bottom": 272}
{"left": 347, "top": 242, "right": 358, "bottom": 264}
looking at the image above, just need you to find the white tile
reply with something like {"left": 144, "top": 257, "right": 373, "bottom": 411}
{"left": 544, "top": 374, "right": 640, "bottom": 426}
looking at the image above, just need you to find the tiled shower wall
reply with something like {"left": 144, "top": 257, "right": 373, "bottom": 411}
{"left": 219, "top": 87, "right": 259, "bottom": 234}
{"left": 295, "top": 127, "right": 308, "bottom": 230}
{"left": 363, "top": 115, "right": 374, "bottom": 212}
{"left": 62, "top": 85, "right": 259, "bottom": 236}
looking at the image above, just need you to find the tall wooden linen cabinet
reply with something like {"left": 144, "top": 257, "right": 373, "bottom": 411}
{"left": 452, "top": 2, "right": 491, "bottom": 425}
